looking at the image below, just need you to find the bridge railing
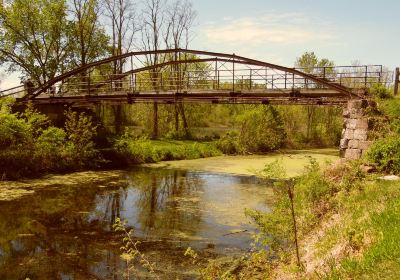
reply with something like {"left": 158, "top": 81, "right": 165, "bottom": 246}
{"left": 39, "top": 64, "right": 387, "bottom": 98}
{"left": 0, "top": 85, "right": 26, "bottom": 98}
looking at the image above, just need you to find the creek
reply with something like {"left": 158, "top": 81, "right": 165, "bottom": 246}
{"left": 0, "top": 150, "right": 338, "bottom": 279}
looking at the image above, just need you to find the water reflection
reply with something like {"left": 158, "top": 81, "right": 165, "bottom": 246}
{"left": 0, "top": 168, "right": 272, "bottom": 279}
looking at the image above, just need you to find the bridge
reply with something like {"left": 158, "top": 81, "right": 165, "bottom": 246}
{"left": 0, "top": 49, "right": 391, "bottom": 106}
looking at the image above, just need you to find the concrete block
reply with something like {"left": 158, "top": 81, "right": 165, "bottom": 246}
{"left": 344, "top": 129, "right": 354, "bottom": 139}
{"left": 347, "top": 100, "right": 369, "bottom": 110}
{"left": 348, "top": 140, "right": 359, "bottom": 149}
{"left": 354, "top": 129, "right": 368, "bottom": 140}
{"left": 340, "top": 139, "right": 349, "bottom": 149}
{"left": 359, "top": 140, "right": 372, "bottom": 150}
{"left": 345, "top": 149, "right": 362, "bottom": 160}
{"left": 343, "top": 110, "right": 350, "bottom": 118}
{"left": 347, "top": 119, "right": 358, "bottom": 129}
{"left": 355, "top": 119, "right": 369, "bottom": 129}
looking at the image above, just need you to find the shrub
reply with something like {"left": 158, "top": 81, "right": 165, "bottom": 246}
{"left": 114, "top": 136, "right": 221, "bottom": 164}
{"left": 366, "top": 136, "right": 400, "bottom": 173}
{"left": 64, "top": 110, "right": 99, "bottom": 168}
{"left": 216, "top": 131, "right": 239, "bottom": 154}
{"left": 369, "top": 83, "right": 392, "bottom": 99}
{"left": 0, "top": 102, "right": 100, "bottom": 179}
{"left": 238, "top": 105, "right": 286, "bottom": 153}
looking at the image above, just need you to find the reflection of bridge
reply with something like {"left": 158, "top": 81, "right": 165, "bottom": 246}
{"left": 0, "top": 49, "right": 391, "bottom": 105}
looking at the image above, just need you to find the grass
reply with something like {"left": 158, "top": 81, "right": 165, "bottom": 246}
{"left": 218, "top": 158, "right": 400, "bottom": 280}
{"left": 114, "top": 138, "right": 222, "bottom": 164}
{"left": 319, "top": 179, "right": 400, "bottom": 280}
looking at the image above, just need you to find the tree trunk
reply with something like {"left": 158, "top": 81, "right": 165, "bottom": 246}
{"left": 152, "top": 103, "right": 158, "bottom": 139}
{"left": 175, "top": 104, "right": 179, "bottom": 132}
{"left": 179, "top": 103, "right": 189, "bottom": 138}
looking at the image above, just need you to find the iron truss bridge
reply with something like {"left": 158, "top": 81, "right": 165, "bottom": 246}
{"left": 0, "top": 49, "right": 392, "bottom": 106}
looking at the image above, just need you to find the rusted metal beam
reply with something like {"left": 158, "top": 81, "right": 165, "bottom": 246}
{"left": 16, "top": 90, "right": 350, "bottom": 107}
{"left": 25, "top": 48, "right": 360, "bottom": 100}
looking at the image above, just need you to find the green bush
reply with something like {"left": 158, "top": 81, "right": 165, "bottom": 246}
{"left": 366, "top": 136, "right": 400, "bottom": 173}
{"left": 238, "top": 105, "right": 286, "bottom": 153}
{"left": 0, "top": 100, "right": 100, "bottom": 179}
{"left": 216, "top": 131, "right": 239, "bottom": 154}
{"left": 114, "top": 135, "right": 222, "bottom": 164}
{"left": 369, "top": 83, "right": 392, "bottom": 99}
{"left": 64, "top": 110, "right": 99, "bottom": 168}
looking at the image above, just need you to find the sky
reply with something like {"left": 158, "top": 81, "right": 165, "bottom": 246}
{"left": 1, "top": 0, "right": 399, "bottom": 90}
{"left": 191, "top": 0, "right": 399, "bottom": 68}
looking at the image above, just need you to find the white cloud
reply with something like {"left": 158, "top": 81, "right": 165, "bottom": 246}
{"left": 202, "top": 13, "right": 336, "bottom": 46}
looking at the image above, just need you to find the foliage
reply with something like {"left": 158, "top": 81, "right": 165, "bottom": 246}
{"left": 316, "top": 180, "right": 400, "bottom": 280}
{"left": 114, "top": 130, "right": 222, "bottom": 164}
{"left": 238, "top": 105, "right": 286, "bottom": 153}
{"left": 64, "top": 109, "right": 99, "bottom": 168}
{"left": 246, "top": 159, "right": 347, "bottom": 265}
{"left": 295, "top": 52, "right": 335, "bottom": 75}
{"left": 215, "top": 131, "right": 239, "bottom": 155}
{"left": 113, "top": 218, "right": 160, "bottom": 279}
{"left": 366, "top": 136, "right": 400, "bottom": 173}
{"left": 369, "top": 83, "right": 392, "bottom": 99}
{"left": 0, "top": 0, "right": 70, "bottom": 84}
{"left": 67, "top": 0, "right": 110, "bottom": 67}
{"left": 0, "top": 100, "right": 100, "bottom": 179}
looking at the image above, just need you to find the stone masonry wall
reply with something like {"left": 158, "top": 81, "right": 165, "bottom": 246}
{"left": 340, "top": 100, "right": 373, "bottom": 160}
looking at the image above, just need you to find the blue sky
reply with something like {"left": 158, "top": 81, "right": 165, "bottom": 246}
{"left": 1, "top": 0, "right": 399, "bottom": 89}
{"left": 191, "top": 0, "right": 399, "bottom": 68}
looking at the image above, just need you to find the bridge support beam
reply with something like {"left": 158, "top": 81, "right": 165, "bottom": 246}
{"left": 340, "top": 100, "right": 373, "bottom": 160}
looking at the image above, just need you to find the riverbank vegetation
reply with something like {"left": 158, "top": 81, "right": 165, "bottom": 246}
{"left": 0, "top": 98, "right": 100, "bottom": 179}
{"left": 114, "top": 136, "right": 221, "bottom": 164}
{"left": 197, "top": 92, "right": 400, "bottom": 280}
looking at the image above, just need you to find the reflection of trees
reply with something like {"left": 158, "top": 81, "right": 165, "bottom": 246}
{"left": 0, "top": 180, "right": 127, "bottom": 279}
{"left": 126, "top": 168, "right": 204, "bottom": 238}
{"left": 102, "top": 189, "right": 127, "bottom": 231}
{"left": 0, "top": 168, "right": 207, "bottom": 279}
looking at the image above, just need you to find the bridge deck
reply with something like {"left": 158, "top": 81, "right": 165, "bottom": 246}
{"left": 17, "top": 88, "right": 356, "bottom": 106}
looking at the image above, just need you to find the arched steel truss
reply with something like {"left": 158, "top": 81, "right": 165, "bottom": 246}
{"left": 1, "top": 49, "right": 387, "bottom": 104}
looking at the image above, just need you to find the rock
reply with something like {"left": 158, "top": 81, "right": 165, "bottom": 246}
{"left": 340, "top": 139, "right": 349, "bottom": 149}
{"left": 344, "top": 149, "right": 362, "bottom": 160}
{"left": 360, "top": 165, "right": 375, "bottom": 173}
{"left": 344, "top": 129, "right": 354, "bottom": 139}
{"left": 348, "top": 140, "right": 359, "bottom": 149}
{"left": 378, "top": 175, "right": 400, "bottom": 181}
{"left": 348, "top": 100, "right": 369, "bottom": 110}
{"left": 354, "top": 129, "right": 368, "bottom": 141}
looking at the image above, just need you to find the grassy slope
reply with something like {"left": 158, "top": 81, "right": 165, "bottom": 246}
{"left": 206, "top": 158, "right": 400, "bottom": 280}
{"left": 268, "top": 169, "right": 400, "bottom": 280}
{"left": 319, "top": 179, "right": 400, "bottom": 279}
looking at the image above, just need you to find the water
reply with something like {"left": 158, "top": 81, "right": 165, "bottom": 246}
{"left": 0, "top": 167, "right": 273, "bottom": 279}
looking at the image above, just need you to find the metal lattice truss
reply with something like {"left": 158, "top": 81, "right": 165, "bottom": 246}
{"left": 0, "top": 49, "right": 390, "bottom": 105}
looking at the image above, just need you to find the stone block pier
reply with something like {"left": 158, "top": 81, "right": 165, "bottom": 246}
{"left": 340, "top": 100, "right": 373, "bottom": 160}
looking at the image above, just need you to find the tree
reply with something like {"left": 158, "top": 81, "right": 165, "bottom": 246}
{"left": 139, "top": 0, "right": 166, "bottom": 139}
{"left": 0, "top": 0, "right": 70, "bottom": 85}
{"left": 295, "top": 52, "right": 335, "bottom": 141}
{"left": 103, "top": 0, "right": 138, "bottom": 77}
{"left": 68, "top": 0, "right": 109, "bottom": 68}
{"left": 164, "top": 0, "right": 196, "bottom": 137}
{"left": 103, "top": 0, "right": 138, "bottom": 134}
{"left": 238, "top": 105, "right": 286, "bottom": 153}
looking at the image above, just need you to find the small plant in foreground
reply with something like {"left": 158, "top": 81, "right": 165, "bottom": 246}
{"left": 113, "top": 218, "right": 159, "bottom": 280}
